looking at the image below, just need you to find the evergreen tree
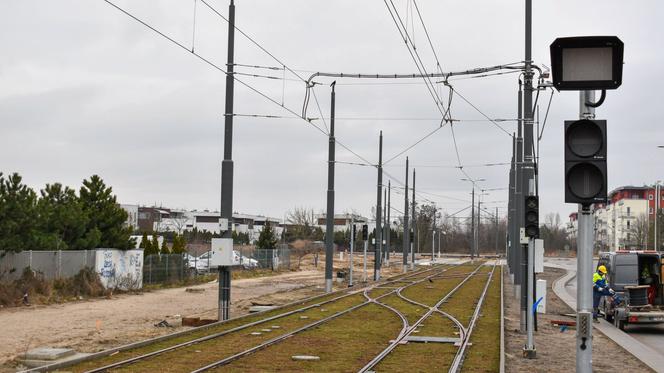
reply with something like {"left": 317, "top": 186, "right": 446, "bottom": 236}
{"left": 0, "top": 173, "right": 38, "bottom": 252}
{"left": 35, "top": 183, "right": 89, "bottom": 250}
{"left": 171, "top": 234, "right": 186, "bottom": 254}
{"left": 256, "top": 221, "right": 278, "bottom": 250}
{"left": 139, "top": 232, "right": 150, "bottom": 250}
{"left": 161, "top": 238, "right": 170, "bottom": 254}
{"left": 79, "top": 175, "right": 133, "bottom": 249}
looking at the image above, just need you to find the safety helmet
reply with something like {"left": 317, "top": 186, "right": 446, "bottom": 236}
{"left": 598, "top": 265, "right": 607, "bottom": 274}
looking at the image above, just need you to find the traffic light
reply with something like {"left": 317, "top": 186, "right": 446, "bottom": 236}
{"left": 524, "top": 196, "right": 539, "bottom": 238}
{"left": 564, "top": 119, "right": 607, "bottom": 205}
{"left": 410, "top": 229, "right": 414, "bottom": 243}
{"left": 352, "top": 224, "right": 356, "bottom": 238}
{"left": 362, "top": 225, "right": 368, "bottom": 240}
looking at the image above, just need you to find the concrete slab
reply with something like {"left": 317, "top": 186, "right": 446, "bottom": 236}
{"left": 291, "top": 355, "right": 320, "bottom": 361}
{"left": 24, "top": 347, "right": 75, "bottom": 361}
{"left": 19, "top": 352, "right": 90, "bottom": 368}
{"left": 249, "top": 305, "right": 277, "bottom": 313}
{"left": 404, "top": 336, "right": 460, "bottom": 344}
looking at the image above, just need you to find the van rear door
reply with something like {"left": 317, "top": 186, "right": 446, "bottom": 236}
{"left": 613, "top": 253, "right": 638, "bottom": 292}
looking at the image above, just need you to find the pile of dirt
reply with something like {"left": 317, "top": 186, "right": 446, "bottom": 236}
{"left": 0, "top": 267, "right": 109, "bottom": 307}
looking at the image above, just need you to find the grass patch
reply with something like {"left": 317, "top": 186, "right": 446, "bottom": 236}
{"left": 439, "top": 267, "right": 492, "bottom": 327}
{"left": 401, "top": 265, "right": 476, "bottom": 307}
{"left": 416, "top": 311, "right": 459, "bottom": 338}
{"left": 461, "top": 267, "right": 500, "bottom": 372}
{"left": 67, "top": 290, "right": 353, "bottom": 372}
{"left": 380, "top": 294, "right": 427, "bottom": 325}
{"left": 218, "top": 303, "right": 403, "bottom": 372}
{"left": 375, "top": 339, "right": 459, "bottom": 372}
{"left": 104, "top": 294, "right": 366, "bottom": 373}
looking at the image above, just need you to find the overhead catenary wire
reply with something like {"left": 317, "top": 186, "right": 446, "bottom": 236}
{"left": 102, "top": 0, "right": 379, "bottom": 170}
{"left": 382, "top": 0, "right": 448, "bottom": 118}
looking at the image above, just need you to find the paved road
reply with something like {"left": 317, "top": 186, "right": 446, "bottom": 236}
{"left": 546, "top": 257, "right": 664, "bottom": 356}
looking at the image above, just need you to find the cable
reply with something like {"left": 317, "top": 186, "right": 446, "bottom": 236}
{"left": 198, "top": 0, "right": 308, "bottom": 84}
{"left": 383, "top": 0, "right": 448, "bottom": 118}
{"left": 102, "top": 0, "right": 377, "bottom": 168}
{"left": 310, "top": 86, "right": 329, "bottom": 134}
{"left": 537, "top": 88, "right": 555, "bottom": 141}
{"left": 450, "top": 87, "right": 512, "bottom": 137}
{"left": 383, "top": 122, "right": 444, "bottom": 165}
{"left": 334, "top": 160, "right": 375, "bottom": 167}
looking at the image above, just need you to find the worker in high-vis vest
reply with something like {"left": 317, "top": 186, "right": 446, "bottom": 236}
{"left": 593, "top": 265, "right": 614, "bottom": 320}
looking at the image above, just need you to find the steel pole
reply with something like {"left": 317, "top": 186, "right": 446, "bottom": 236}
{"left": 375, "top": 132, "right": 383, "bottom": 281}
{"left": 383, "top": 187, "right": 388, "bottom": 265}
{"left": 411, "top": 168, "right": 416, "bottom": 269}
{"left": 471, "top": 186, "right": 475, "bottom": 259}
{"left": 432, "top": 207, "right": 436, "bottom": 263}
{"left": 349, "top": 218, "right": 354, "bottom": 287}
{"left": 386, "top": 181, "right": 391, "bottom": 262}
{"left": 576, "top": 90, "right": 596, "bottom": 373}
{"left": 403, "top": 157, "right": 409, "bottom": 272}
{"left": 477, "top": 198, "right": 482, "bottom": 257}
{"left": 324, "top": 82, "right": 336, "bottom": 293}
{"left": 218, "top": 0, "right": 235, "bottom": 321}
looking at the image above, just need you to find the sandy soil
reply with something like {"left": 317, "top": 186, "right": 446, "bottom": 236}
{"left": 504, "top": 267, "right": 653, "bottom": 372}
{"left": 0, "top": 252, "right": 411, "bottom": 370}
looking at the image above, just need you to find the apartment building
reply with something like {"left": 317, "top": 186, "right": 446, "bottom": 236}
{"left": 589, "top": 185, "right": 662, "bottom": 251}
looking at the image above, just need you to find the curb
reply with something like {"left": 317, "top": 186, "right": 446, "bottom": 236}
{"left": 547, "top": 264, "right": 664, "bottom": 373}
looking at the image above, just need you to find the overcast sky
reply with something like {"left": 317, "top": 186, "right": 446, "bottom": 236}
{"left": 1, "top": 0, "right": 662, "bottom": 224}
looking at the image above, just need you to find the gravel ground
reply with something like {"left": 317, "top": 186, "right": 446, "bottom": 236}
{"left": 0, "top": 270, "right": 327, "bottom": 370}
{"left": 0, "top": 252, "right": 410, "bottom": 371}
{"left": 504, "top": 267, "right": 653, "bottom": 373}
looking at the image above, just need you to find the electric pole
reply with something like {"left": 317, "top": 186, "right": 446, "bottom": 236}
{"left": 324, "top": 82, "right": 336, "bottom": 293}
{"left": 374, "top": 131, "right": 383, "bottom": 281}
{"left": 383, "top": 186, "right": 388, "bottom": 265}
{"left": 471, "top": 186, "right": 475, "bottom": 260}
{"left": 411, "top": 168, "right": 416, "bottom": 269}
{"left": 522, "top": 0, "right": 536, "bottom": 358}
{"left": 386, "top": 181, "right": 391, "bottom": 263}
{"left": 218, "top": 0, "right": 235, "bottom": 322}
{"left": 403, "top": 157, "right": 409, "bottom": 272}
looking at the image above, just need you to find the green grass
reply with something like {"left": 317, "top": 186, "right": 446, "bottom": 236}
{"left": 109, "top": 294, "right": 366, "bottom": 373}
{"left": 217, "top": 303, "right": 403, "bottom": 372}
{"left": 461, "top": 267, "right": 501, "bottom": 373}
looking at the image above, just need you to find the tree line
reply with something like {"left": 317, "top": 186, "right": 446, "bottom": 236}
{"left": 0, "top": 172, "right": 133, "bottom": 253}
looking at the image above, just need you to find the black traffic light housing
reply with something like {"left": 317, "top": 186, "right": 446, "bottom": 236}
{"left": 362, "top": 225, "right": 368, "bottom": 240}
{"left": 524, "top": 196, "right": 539, "bottom": 238}
{"left": 564, "top": 119, "right": 607, "bottom": 205}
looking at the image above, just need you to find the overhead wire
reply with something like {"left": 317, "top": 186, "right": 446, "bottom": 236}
{"left": 102, "top": 0, "right": 379, "bottom": 169}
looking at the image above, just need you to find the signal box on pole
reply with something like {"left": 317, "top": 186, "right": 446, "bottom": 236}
{"left": 564, "top": 119, "right": 607, "bottom": 205}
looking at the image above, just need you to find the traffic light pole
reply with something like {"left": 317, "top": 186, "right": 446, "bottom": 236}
{"left": 576, "top": 90, "right": 596, "bottom": 373}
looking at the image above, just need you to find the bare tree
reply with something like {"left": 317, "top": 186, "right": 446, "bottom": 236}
{"left": 627, "top": 214, "right": 649, "bottom": 249}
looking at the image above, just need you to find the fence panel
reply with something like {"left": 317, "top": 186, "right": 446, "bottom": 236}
{"left": 59, "top": 250, "right": 95, "bottom": 278}
{"left": 143, "top": 254, "right": 187, "bottom": 285}
{"left": 0, "top": 252, "right": 31, "bottom": 281}
{"left": 252, "top": 247, "right": 290, "bottom": 270}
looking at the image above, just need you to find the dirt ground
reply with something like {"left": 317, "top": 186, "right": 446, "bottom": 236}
{"left": 504, "top": 267, "right": 653, "bottom": 372}
{"left": 0, "top": 252, "right": 409, "bottom": 371}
